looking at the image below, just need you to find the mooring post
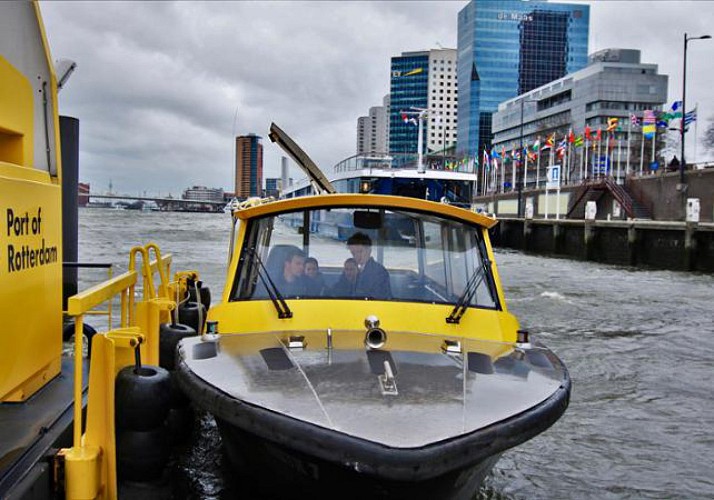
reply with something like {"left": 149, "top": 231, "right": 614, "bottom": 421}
{"left": 583, "top": 222, "right": 595, "bottom": 261}
{"left": 523, "top": 218, "right": 531, "bottom": 252}
{"left": 627, "top": 224, "right": 638, "bottom": 266}
{"left": 684, "top": 222, "right": 698, "bottom": 271}
{"left": 553, "top": 223, "right": 564, "bottom": 254}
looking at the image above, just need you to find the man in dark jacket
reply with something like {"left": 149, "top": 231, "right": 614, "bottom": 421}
{"left": 346, "top": 232, "right": 391, "bottom": 300}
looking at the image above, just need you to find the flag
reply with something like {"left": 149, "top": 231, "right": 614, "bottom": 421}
{"left": 568, "top": 129, "right": 575, "bottom": 143}
{"left": 490, "top": 146, "right": 501, "bottom": 159}
{"left": 532, "top": 137, "right": 541, "bottom": 151}
{"left": 607, "top": 117, "right": 619, "bottom": 132}
{"left": 483, "top": 148, "right": 490, "bottom": 170}
{"left": 642, "top": 110, "right": 656, "bottom": 138}
{"left": 542, "top": 133, "right": 555, "bottom": 150}
{"left": 630, "top": 114, "right": 640, "bottom": 127}
{"left": 401, "top": 112, "right": 417, "bottom": 126}
{"left": 595, "top": 128, "right": 602, "bottom": 141}
{"left": 584, "top": 125, "right": 592, "bottom": 140}
{"left": 684, "top": 108, "right": 697, "bottom": 126}
{"left": 555, "top": 138, "right": 566, "bottom": 158}
{"left": 574, "top": 135, "right": 584, "bottom": 147}
{"left": 670, "top": 101, "right": 683, "bottom": 112}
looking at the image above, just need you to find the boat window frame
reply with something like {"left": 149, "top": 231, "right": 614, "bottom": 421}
{"left": 228, "top": 204, "right": 501, "bottom": 310}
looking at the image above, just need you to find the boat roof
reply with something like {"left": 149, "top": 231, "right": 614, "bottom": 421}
{"left": 234, "top": 194, "right": 498, "bottom": 229}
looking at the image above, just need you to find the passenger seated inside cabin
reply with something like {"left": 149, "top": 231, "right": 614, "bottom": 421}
{"left": 330, "top": 258, "right": 358, "bottom": 297}
{"left": 272, "top": 247, "right": 307, "bottom": 297}
{"left": 304, "top": 257, "right": 326, "bottom": 296}
{"left": 346, "top": 232, "right": 391, "bottom": 300}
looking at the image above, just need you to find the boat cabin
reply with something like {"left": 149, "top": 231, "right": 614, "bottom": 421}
{"left": 209, "top": 194, "right": 518, "bottom": 343}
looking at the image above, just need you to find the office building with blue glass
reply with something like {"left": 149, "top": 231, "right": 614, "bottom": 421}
{"left": 389, "top": 52, "right": 430, "bottom": 158}
{"left": 457, "top": 0, "right": 589, "bottom": 158}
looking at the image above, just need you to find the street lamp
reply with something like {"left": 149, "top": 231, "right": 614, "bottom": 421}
{"left": 680, "top": 33, "right": 711, "bottom": 185}
{"left": 517, "top": 98, "right": 538, "bottom": 218}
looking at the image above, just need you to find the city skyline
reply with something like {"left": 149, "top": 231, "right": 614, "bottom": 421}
{"left": 41, "top": 1, "right": 714, "bottom": 194}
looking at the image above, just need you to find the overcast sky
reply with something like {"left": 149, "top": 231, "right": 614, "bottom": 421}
{"left": 40, "top": 1, "right": 714, "bottom": 196}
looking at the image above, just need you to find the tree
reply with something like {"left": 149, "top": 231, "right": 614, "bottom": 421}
{"left": 703, "top": 116, "right": 714, "bottom": 153}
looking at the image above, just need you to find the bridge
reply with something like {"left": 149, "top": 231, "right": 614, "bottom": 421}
{"left": 86, "top": 194, "right": 226, "bottom": 212}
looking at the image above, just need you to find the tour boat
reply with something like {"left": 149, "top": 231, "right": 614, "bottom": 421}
{"left": 176, "top": 125, "right": 570, "bottom": 499}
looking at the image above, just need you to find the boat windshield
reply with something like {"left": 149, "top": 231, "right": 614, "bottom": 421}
{"left": 230, "top": 206, "right": 498, "bottom": 309}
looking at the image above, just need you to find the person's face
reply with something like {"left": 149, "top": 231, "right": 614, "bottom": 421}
{"left": 344, "top": 261, "right": 358, "bottom": 282}
{"left": 284, "top": 256, "right": 305, "bottom": 281}
{"left": 305, "top": 261, "right": 318, "bottom": 278}
{"left": 348, "top": 244, "right": 370, "bottom": 266}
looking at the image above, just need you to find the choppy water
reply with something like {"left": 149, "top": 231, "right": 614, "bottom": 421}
{"left": 78, "top": 208, "right": 714, "bottom": 499}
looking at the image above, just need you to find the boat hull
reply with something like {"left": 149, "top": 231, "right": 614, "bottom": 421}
{"left": 217, "top": 418, "right": 501, "bottom": 499}
{"left": 178, "top": 361, "right": 570, "bottom": 499}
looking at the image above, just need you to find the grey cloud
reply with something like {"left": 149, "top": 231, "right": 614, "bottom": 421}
{"left": 40, "top": 1, "right": 714, "bottom": 195}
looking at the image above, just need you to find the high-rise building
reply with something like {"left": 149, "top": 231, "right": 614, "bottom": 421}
{"left": 356, "top": 95, "right": 390, "bottom": 155}
{"left": 491, "top": 48, "right": 668, "bottom": 185}
{"left": 235, "top": 134, "right": 263, "bottom": 198}
{"left": 389, "top": 49, "right": 457, "bottom": 159}
{"left": 457, "top": 0, "right": 589, "bottom": 158}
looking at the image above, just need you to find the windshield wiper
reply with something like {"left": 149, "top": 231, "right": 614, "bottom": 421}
{"left": 248, "top": 248, "right": 293, "bottom": 319}
{"left": 445, "top": 262, "right": 487, "bottom": 324}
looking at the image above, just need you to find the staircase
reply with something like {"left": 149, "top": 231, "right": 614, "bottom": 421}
{"left": 566, "top": 178, "right": 652, "bottom": 220}
{"left": 604, "top": 178, "right": 652, "bottom": 219}
{"left": 566, "top": 180, "right": 607, "bottom": 219}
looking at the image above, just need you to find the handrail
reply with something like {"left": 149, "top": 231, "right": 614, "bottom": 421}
{"left": 604, "top": 178, "right": 634, "bottom": 217}
{"left": 63, "top": 243, "right": 178, "bottom": 500}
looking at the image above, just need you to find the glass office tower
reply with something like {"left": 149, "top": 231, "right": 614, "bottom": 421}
{"left": 388, "top": 52, "right": 430, "bottom": 160}
{"left": 457, "top": 0, "right": 589, "bottom": 158}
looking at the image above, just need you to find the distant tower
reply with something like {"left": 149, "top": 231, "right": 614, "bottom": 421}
{"left": 235, "top": 134, "right": 263, "bottom": 198}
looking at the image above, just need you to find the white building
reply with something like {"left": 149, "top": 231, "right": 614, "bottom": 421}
{"left": 426, "top": 48, "right": 458, "bottom": 153}
{"left": 356, "top": 94, "right": 390, "bottom": 155}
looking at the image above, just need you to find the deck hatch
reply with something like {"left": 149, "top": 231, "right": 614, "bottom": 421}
{"left": 260, "top": 347, "right": 294, "bottom": 371}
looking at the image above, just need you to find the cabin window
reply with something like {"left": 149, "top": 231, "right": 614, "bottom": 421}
{"left": 230, "top": 207, "right": 498, "bottom": 310}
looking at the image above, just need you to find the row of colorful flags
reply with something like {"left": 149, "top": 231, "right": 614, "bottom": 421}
{"left": 404, "top": 100, "right": 698, "bottom": 172}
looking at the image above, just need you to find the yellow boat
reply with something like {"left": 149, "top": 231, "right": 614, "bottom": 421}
{"left": 1, "top": 4, "right": 200, "bottom": 498}
{"left": 1, "top": 4, "right": 568, "bottom": 498}
{"left": 175, "top": 125, "right": 571, "bottom": 499}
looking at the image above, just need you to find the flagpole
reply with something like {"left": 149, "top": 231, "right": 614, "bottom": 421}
{"left": 593, "top": 129, "right": 602, "bottom": 177}
{"left": 693, "top": 103, "right": 699, "bottom": 163}
{"left": 580, "top": 139, "right": 584, "bottom": 183}
{"left": 521, "top": 146, "right": 524, "bottom": 189}
{"left": 584, "top": 138, "right": 589, "bottom": 181}
{"left": 615, "top": 132, "right": 622, "bottom": 184}
{"left": 627, "top": 117, "right": 632, "bottom": 177}
{"left": 500, "top": 154, "right": 504, "bottom": 193}
{"left": 639, "top": 130, "right": 645, "bottom": 175}
{"left": 511, "top": 153, "right": 516, "bottom": 193}
{"left": 651, "top": 123, "right": 656, "bottom": 167}
{"left": 536, "top": 146, "right": 541, "bottom": 189}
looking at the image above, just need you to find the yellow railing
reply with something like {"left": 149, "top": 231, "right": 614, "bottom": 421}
{"left": 61, "top": 243, "right": 186, "bottom": 500}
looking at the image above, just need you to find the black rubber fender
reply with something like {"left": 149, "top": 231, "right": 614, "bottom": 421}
{"left": 188, "top": 280, "right": 211, "bottom": 311}
{"left": 116, "top": 427, "right": 169, "bottom": 482}
{"left": 115, "top": 365, "right": 171, "bottom": 431}
{"left": 62, "top": 320, "right": 97, "bottom": 358}
{"left": 165, "top": 406, "right": 195, "bottom": 444}
{"left": 178, "top": 301, "right": 206, "bottom": 334}
{"left": 159, "top": 322, "right": 196, "bottom": 371}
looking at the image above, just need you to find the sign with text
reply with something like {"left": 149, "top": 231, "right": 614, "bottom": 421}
{"left": 546, "top": 165, "right": 560, "bottom": 189}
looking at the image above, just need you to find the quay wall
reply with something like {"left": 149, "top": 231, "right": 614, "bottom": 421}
{"left": 490, "top": 218, "right": 714, "bottom": 273}
{"left": 476, "top": 167, "right": 714, "bottom": 222}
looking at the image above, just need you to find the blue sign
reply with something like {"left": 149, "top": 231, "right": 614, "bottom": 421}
{"left": 594, "top": 156, "right": 611, "bottom": 175}
{"left": 650, "top": 161, "right": 659, "bottom": 171}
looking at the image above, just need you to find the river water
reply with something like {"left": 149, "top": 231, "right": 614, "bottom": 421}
{"left": 78, "top": 208, "right": 714, "bottom": 499}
